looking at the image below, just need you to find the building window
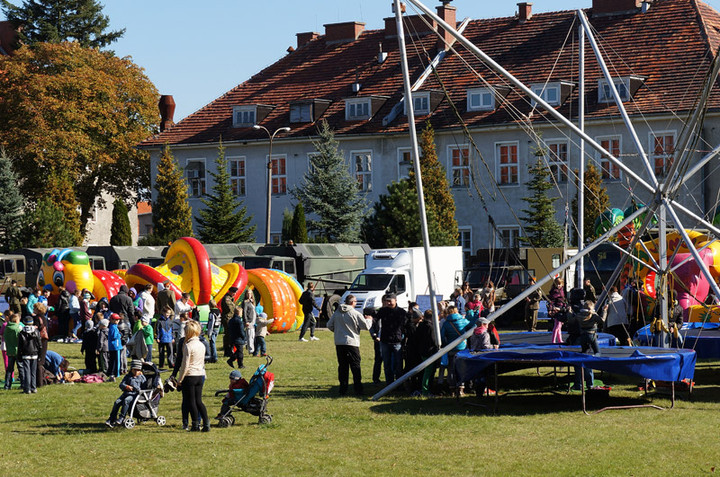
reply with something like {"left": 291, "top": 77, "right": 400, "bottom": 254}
{"left": 650, "top": 132, "right": 675, "bottom": 178}
{"left": 546, "top": 140, "right": 568, "bottom": 183}
{"left": 596, "top": 136, "right": 621, "bottom": 180}
{"left": 405, "top": 92, "right": 430, "bottom": 115}
{"left": 186, "top": 159, "right": 206, "bottom": 197}
{"left": 228, "top": 156, "right": 246, "bottom": 196}
{"left": 397, "top": 147, "right": 412, "bottom": 180}
{"left": 496, "top": 142, "right": 519, "bottom": 185}
{"left": 290, "top": 103, "right": 312, "bottom": 123}
{"left": 467, "top": 88, "right": 495, "bottom": 111}
{"left": 496, "top": 227, "right": 520, "bottom": 248}
{"left": 450, "top": 145, "right": 470, "bottom": 187}
{"left": 531, "top": 84, "right": 560, "bottom": 106}
{"left": 271, "top": 155, "right": 287, "bottom": 195}
{"left": 598, "top": 78, "right": 630, "bottom": 103}
{"left": 352, "top": 151, "right": 372, "bottom": 191}
{"left": 458, "top": 227, "right": 472, "bottom": 267}
{"left": 233, "top": 106, "right": 256, "bottom": 127}
{"left": 345, "top": 99, "right": 371, "bottom": 120}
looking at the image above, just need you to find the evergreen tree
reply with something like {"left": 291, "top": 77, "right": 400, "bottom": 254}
{"left": 0, "top": 149, "right": 23, "bottom": 252}
{"left": 20, "top": 198, "right": 78, "bottom": 247}
{"left": 363, "top": 179, "right": 423, "bottom": 248}
{"left": 520, "top": 157, "right": 564, "bottom": 248}
{"left": 153, "top": 145, "right": 194, "bottom": 242}
{"left": 281, "top": 208, "right": 293, "bottom": 243}
{"left": 110, "top": 198, "right": 132, "bottom": 246}
{"left": 290, "top": 202, "right": 308, "bottom": 243}
{"left": 196, "top": 141, "right": 256, "bottom": 243}
{"left": 293, "top": 120, "right": 367, "bottom": 242}
{"left": 1, "top": 0, "right": 125, "bottom": 49}
{"left": 571, "top": 163, "right": 610, "bottom": 245}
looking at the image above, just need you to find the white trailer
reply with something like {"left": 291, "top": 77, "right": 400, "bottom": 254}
{"left": 342, "top": 246, "right": 463, "bottom": 311}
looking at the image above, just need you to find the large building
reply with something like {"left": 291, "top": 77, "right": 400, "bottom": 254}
{"left": 140, "top": 0, "right": 720, "bottom": 256}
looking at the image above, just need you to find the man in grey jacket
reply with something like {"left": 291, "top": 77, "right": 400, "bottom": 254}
{"left": 327, "top": 294, "right": 372, "bottom": 396}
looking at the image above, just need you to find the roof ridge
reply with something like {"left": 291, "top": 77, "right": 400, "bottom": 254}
{"left": 692, "top": 0, "right": 720, "bottom": 59}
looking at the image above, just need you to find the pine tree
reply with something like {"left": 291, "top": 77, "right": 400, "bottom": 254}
{"left": 281, "top": 208, "right": 293, "bottom": 243}
{"left": 290, "top": 202, "right": 308, "bottom": 243}
{"left": 293, "top": 120, "right": 367, "bottom": 242}
{"left": 1, "top": 0, "right": 125, "bottom": 49}
{"left": 153, "top": 145, "right": 194, "bottom": 242}
{"left": 363, "top": 179, "right": 422, "bottom": 248}
{"left": 520, "top": 157, "right": 565, "bottom": 248}
{"left": 570, "top": 163, "right": 610, "bottom": 245}
{"left": 20, "top": 198, "right": 78, "bottom": 247}
{"left": 196, "top": 141, "right": 256, "bottom": 243}
{"left": 0, "top": 148, "right": 23, "bottom": 252}
{"left": 110, "top": 198, "right": 132, "bottom": 246}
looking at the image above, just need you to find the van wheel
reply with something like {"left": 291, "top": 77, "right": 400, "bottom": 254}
{"left": 323, "top": 294, "right": 342, "bottom": 321}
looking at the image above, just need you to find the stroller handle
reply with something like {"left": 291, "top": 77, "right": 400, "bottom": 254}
{"left": 214, "top": 389, "right": 229, "bottom": 397}
{"left": 265, "top": 355, "right": 273, "bottom": 367}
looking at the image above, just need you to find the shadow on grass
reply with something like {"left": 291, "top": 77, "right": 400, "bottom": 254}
{"left": 14, "top": 421, "right": 112, "bottom": 435}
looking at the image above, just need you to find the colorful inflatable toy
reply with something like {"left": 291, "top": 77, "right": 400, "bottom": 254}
{"left": 246, "top": 268, "right": 300, "bottom": 333}
{"left": 38, "top": 249, "right": 126, "bottom": 303}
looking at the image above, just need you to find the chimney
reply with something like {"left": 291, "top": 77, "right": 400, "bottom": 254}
{"left": 436, "top": 3, "right": 456, "bottom": 51}
{"left": 324, "top": 21, "right": 365, "bottom": 44}
{"left": 518, "top": 2, "right": 533, "bottom": 23}
{"left": 592, "top": 0, "right": 642, "bottom": 15}
{"left": 158, "top": 95, "right": 175, "bottom": 132}
{"left": 296, "top": 31, "right": 319, "bottom": 49}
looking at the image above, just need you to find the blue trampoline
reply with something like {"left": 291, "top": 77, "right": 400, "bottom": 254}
{"left": 499, "top": 331, "right": 617, "bottom": 348}
{"left": 634, "top": 323, "right": 720, "bottom": 359}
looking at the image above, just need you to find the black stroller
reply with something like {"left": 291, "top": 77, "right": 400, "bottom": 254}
{"left": 123, "top": 362, "right": 166, "bottom": 429}
{"left": 215, "top": 356, "right": 274, "bottom": 426}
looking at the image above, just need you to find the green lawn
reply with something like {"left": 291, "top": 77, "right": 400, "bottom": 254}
{"left": 1, "top": 330, "right": 719, "bottom": 476}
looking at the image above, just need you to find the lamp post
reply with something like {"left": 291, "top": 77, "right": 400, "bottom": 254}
{"left": 253, "top": 124, "right": 291, "bottom": 244}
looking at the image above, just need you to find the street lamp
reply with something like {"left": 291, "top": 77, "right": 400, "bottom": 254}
{"left": 253, "top": 124, "right": 291, "bottom": 244}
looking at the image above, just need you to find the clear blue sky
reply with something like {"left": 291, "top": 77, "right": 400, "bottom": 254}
{"left": 5, "top": 0, "right": 720, "bottom": 120}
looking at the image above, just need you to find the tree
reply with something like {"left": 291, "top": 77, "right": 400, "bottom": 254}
{"left": 153, "top": 145, "right": 194, "bottom": 242}
{"left": 290, "top": 202, "right": 308, "bottom": 243}
{"left": 571, "top": 163, "right": 610, "bottom": 245}
{"left": 520, "top": 157, "right": 565, "bottom": 248}
{"left": 19, "top": 198, "right": 78, "bottom": 247}
{"left": 363, "top": 179, "right": 424, "bottom": 248}
{"left": 110, "top": 198, "right": 132, "bottom": 246}
{"left": 281, "top": 209, "right": 293, "bottom": 243}
{"left": 196, "top": 141, "right": 256, "bottom": 243}
{"left": 292, "top": 120, "right": 367, "bottom": 242}
{"left": 1, "top": 0, "right": 125, "bottom": 49}
{"left": 0, "top": 42, "right": 159, "bottom": 240}
{"left": 0, "top": 149, "right": 24, "bottom": 252}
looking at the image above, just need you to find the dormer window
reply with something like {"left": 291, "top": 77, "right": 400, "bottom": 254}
{"left": 289, "top": 99, "right": 331, "bottom": 123}
{"left": 233, "top": 104, "right": 275, "bottom": 127}
{"left": 411, "top": 92, "right": 430, "bottom": 115}
{"left": 598, "top": 76, "right": 644, "bottom": 103}
{"left": 467, "top": 88, "right": 495, "bottom": 111}
{"left": 530, "top": 81, "right": 574, "bottom": 107}
{"left": 345, "top": 96, "right": 388, "bottom": 121}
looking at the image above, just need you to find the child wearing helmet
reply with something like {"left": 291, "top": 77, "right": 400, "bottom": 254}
{"left": 216, "top": 370, "right": 249, "bottom": 418}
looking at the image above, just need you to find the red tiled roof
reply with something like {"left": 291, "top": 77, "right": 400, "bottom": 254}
{"left": 137, "top": 201, "right": 152, "bottom": 215}
{"left": 140, "top": 0, "right": 720, "bottom": 148}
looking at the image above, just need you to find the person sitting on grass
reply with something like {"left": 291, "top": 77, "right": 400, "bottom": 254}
{"left": 216, "top": 369, "right": 249, "bottom": 418}
{"left": 44, "top": 349, "right": 69, "bottom": 383}
{"left": 105, "top": 359, "right": 146, "bottom": 428}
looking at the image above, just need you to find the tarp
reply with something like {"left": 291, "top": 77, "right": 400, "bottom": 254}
{"left": 635, "top": 322, "right": 720, "bottom": 359}
{"left": 500, "top": 332, "right": 617, "bottom": 348}
{"left": 455, "top": 346, "right": 696, "bottom": 383}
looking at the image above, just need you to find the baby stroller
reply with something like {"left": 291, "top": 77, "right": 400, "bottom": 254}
{"left": 215, "top": 356, "right": 275, "bottom": 426}
{"left": 123, "top": 362, "right": 166, "bottom": 429}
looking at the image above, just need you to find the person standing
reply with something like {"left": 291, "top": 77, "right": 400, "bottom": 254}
{"left": 376, "top": 293, "right": 407, "bottom": 386}
{"left": 177, "top": 320, "right": 210, "bottom": 432}
{"left": 205, "top": 300, "right": 220, "bottom": 363}
{"left": 367, "top": 308, "right": 382, "bottom": 384}
{"left": 139, "top": 284, "right": 155, "bottom": 325}
{"left": 548, "top": 277, "right": 567, "bottom": 343}
{"left": 524, "top": 277, "right": 541, "bottom": 332}
{"left": 56, "top": 286, "right": 71, "bottom": 341}
{"left": 32, "top": 302, "right": 49, "bottom": 388}
{"left": 327, "top": 295, "right": 372, "bottom": 396}
{"left": 220, "top": 287, "right": 237, "bottom": 357}
{"left": 26, "top": 288, "right": 40, "bottom": 315}
{"left": 17, "top": 315, "right": 41, "bottom": 393}
{"left": 174, "top": 292, "right": 192, "bottom": 318}
{"left": 3, "top": 313, "right": 22, "bottom": 389}
{"left": 440, "top": 305, "right": 474, "bottom": 396}
{"left": 109, "top": 285, "right": 135, "bottom": 327}
{"left": 243, "top": 293, "right": 257, "bottom": 355}
{"left": 404, "top": 308, "right": 438, "bottom": 396}
{"left": 156, "top": 280, "right": 176, "bottom": 316}
{"left": 298, "top": 283, "right": 320, "bottom": 342}
{"left": 226, "top": 307, "right": 246, "bottom": 369}
{"left": 4, "top": 280, "right": 22, "bottom": 314}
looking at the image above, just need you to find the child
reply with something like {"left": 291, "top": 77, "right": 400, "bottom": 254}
{"left": 156, "top": 306, "right": 174, "bottom": 368}
{"left": 226, "top": 307, "right": 246, "bottom": 369}
{"left": 1, "top": 311, "right": 9, "bottom": 373}
{"left": 205, "top": 300, "right": 220, "bottom": 363}
{"left": 141, "top": 316, "right": 154, "bottom": 362}
{"left": 253, "top": 312, "right": 273, "bottom": 357}
{"left": 96, "top": 319, "right": 109, "bottom": 374}
{"left": 108, "top": 314, "right": 123, "bottom": 378}
{"left": 17, "top": 315, "right": 41, "bottom": 394}
{"left": 216, "top": 369, "right": 249, "bottom": 418}
{"left": 81, "top": 316, "right": 99, "bottom": 373}
{"left": 3, "top": 313, "right": 23, "bottom": 389}
{"left": 105, "top": 359, "right": 146, "bottom": 428}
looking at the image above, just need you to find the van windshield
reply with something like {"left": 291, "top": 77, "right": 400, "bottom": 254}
{"left": 350, "top": 274, "right": 393, "bottom": 292}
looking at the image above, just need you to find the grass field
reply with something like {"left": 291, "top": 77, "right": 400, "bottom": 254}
{"left": 1, "top": 330, "right": 720, "bottom": 476}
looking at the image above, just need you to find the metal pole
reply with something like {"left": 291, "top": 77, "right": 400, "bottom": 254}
{"left": 402, "top": 0, "right": 656, "bottom": 195}
{"left": 671, "top": 144, "right": 720, "bottom": 194}
{"left": 670, "top": 200, "right": 720, "bottom": 237}
{"left": 266, "top": 134, "right": 274, "bottom": 244}
{"left": 658, "top": 204, "right": 669, "bottom": 347}
{"left": 577, "top": 21, "right": 585, "bottom": 288}
{"left": 372, "top": 206, "right": 647, "bottom": 401}
{"left": 394, "top": 0, "right": 442, "bottom": 346}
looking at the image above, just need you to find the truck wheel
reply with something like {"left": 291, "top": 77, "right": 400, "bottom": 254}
{"left": 323, "top": 294, "right": 342, "bottom": 321}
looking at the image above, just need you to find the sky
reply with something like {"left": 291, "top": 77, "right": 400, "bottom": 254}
{"left": 5, "top": 0, "right": 720, "bottom": 120}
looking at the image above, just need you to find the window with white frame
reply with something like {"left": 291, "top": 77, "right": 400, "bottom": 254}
{"left": 450, "top": 145, "right": 470, "bottom": 187}
{"left": 404, "top": 92, "right": 430, "bottom": 115}
{"left": 531, "top": 84, "right": 560, "bottom": 106}
{"left": 650, "top": 131, "right": 675, "bottom": 178}
{"left": 545, "top": 140, "right": 568, "bottom": 183}
{"left": 496, "top": 226, "right": 520, "bottom": 248}
{"left": 596, "top": 136, "right": 622, "bottom": 180}
{"left": 271, "top": 155, "right": 287, "bottom": 195}
{"left": 345, "top": 99, "right": 371, "bottom": 120}
{"left": 290, "top": 103, "right": 312, "bottom": 123}
{"left": 233, "top": 106, "right": 256, "bottom": 127}
{"left": 228, "top": 156, "right": 246, "bottom": 196}
{"left": 186, "top": 159, "right": 206, "bottom": 197}
{"left": 598, "top": 78, "right": 630, "bottom": 103}
{"left": 397, "top": 147, "right": 413, "bottom": 180}
{"left": 496, "top": 142, "right": 519, "bottom": 185}
{"left": 458, "top": 227, "right": 472, "bottom": 266}
{"left": 352, "top": 151, "right": 372, "bottom": 191}
{"left": 467, "top": 88, "right": 495, "bottom": 111}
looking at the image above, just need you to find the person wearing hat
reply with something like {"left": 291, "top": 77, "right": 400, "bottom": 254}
{"left": 108, "top": 314, "right": 123, "bottom": 379}
{"left": 469, "top": 318, "right": 493, "bottom": 352}
{"left": 105, "top": 359, "right": 146, "bottom": 428}
{"left": 216, "top": 369, "right": 249, "bottom": 419}
{"left": 17, "top": 315, "right": 41, "bottom": 394}
{"left": 96, "top": 318, "right": 110, "bottom": 375}
{"left": 220, "top": 287, "right": 238, "bottom": 357}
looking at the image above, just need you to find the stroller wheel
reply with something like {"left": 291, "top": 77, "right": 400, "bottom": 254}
{"left": 124, "top": 418, "right": 135, "bottom": 429}
{"left": 258, "top": 414, "right": 272, "bottom": 425}
{"left": 228, "top": 415, "right": 235, "bottom": 426}
{"left": 156, "top": 416, "right": 166, "bottom": 426}
{"left": 218, "top": 417, "right": 231, "bottom": 428}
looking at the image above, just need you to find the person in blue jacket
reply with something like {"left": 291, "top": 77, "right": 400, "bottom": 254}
{"left": 44, "top": 349, "right": 69, "bottom": 382}
{"left": 440, "top": 305, "right": 475, "bottom": 396}
{"left": 107, "top": 313, "right": 123, "bottom": 379}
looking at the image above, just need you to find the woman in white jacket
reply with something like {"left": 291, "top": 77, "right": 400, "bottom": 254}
{"left": 605, "top": 286, "right": 632, "bottom": 346}
{"left": 177, "top": 320, "right": 209, "bottom": 432}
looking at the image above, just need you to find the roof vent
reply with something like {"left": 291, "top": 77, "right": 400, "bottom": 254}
{"left": 378, "top": 43, "right": 388, "bottom": 64}
{"left": 517, "top": 2, "right": 533, "bottom": 23}
{"left": 296, "top": 31, "right": 320, "bottom": 49}
{"left": 592, "top": 0, "right": 642, "bottom": 15}
{"left": 158, "top": 95, "right": 175, "bottom": 132}
{"left": 352, "top": 83, "right": 362, "bottom": 93}
{"left": 324, "top": 21, "right": 365, "bottom": 44}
